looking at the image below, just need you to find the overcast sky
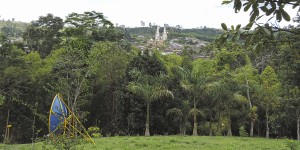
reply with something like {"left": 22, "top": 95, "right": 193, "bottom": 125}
{"left": 0, "top": 0, "right": 298, "bottom": 28}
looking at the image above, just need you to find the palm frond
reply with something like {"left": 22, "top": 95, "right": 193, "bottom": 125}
{"left": 233, "top": 92, "right": 248, "bottom": 104}
{"left": 166, "top": 108, "right": 183, "bottom": 117}
{"left": 188, "top": 108, "right": 203, "bottom": 116}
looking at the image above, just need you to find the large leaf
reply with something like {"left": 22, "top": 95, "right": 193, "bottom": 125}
{"left": 236, "top": 24, "right": 241, "bottom": 30}
{"left": 244, "top": 22, "right": 254, "bottom": 30}
{"left": 244, "top": 3, "right": 252, "bottom": 12}
{"left": 280, "top": 9, "right": 291, "bottom": 21}
{"left": 276, "top": 10, "right": 282, "bottom": 22}
{"left": 260, "top": 6, "right": 268, "bottom": 12}
{"left": 263, "top": 27, "right": 271, "bottom": 36}
{"left": 234, "top": 0, "right": 242, "bottom": 13}
{"left": 222, "top": 0, "right": 232, "bottom": 5}
{"left": 221, "top": 23, "right": 228, "bottom": 31}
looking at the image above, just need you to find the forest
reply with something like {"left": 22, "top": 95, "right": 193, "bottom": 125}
{"left": 0, "top": 0, "right": 299, "bottom": 145}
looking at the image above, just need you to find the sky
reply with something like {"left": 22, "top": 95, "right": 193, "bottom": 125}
{"left": 0, "top": 0, "right": 298, "bottom": 29}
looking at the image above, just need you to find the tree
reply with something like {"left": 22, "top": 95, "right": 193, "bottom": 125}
{"left": 219, "top": 0, "right": 299, "bottom": 48}
{"left": 179, "top": 66, "right": 208, "bottom": 136}
{"left": 234, "top": 60, "right": 260, "bottom": 137}
{"left": 23, "top": 14, "right": 64, "bottom": 58}
{"left": 213, "top": 45, "right": 249, "bottom": 136}
{"left": 127, "top": 70, "right": 173, "bottom": 136}
{"left": 285, "top": 86, "right": 300, "bottom": 140}
{"left": 259, "top": 66, "right": 280, "bottom": 138}
{"left": 222, "top": 0, "right": 299, "bottom": 25}
{"left": 166, "top": 100, "right": 190, "bottom": 135}
{"left": 141, "top": 21, "right": 145, "bottom": 27}
{"left": 65, "top": 11, "right": 113, "bottom": 28}
{"left": 64, "top": 11, "right": 113, "bottom": 39}
{"left": 87, "top": 42, "right": 131, "bottom": 134}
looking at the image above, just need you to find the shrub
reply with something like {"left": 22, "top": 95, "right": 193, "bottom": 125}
{"left": 239, "top": 126, "right": 249, "bottom": 137}
{"left": 87, "top": 126, "right": 102, "bottom": 138}
{"left": 285, "top": 139, "right": 299, "bottom": 150}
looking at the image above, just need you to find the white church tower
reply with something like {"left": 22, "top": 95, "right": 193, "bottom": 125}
{"left": 162, "top": 26, "right": 167, "bottom": 41}
{"left": 154, "top": 26, "right": 167, "bottom": 42}
{"left": 155, "top": 26, "right": 160, "bottom": 41}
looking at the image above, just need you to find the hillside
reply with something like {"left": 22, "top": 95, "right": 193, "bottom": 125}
{"left": 125, "top": 26, "right": 222, "bottom": 42}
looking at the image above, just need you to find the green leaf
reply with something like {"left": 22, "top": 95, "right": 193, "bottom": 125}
{"left": 252, "top": 43, "right": 260, "bottom": 50}
{"left": 264, "top": 1, "right": 269, "bottom": 6}
{"left": 244, "top": 22, "right": 253, "bottom": 30}
{"left": 270, "top": 2, "right": 276, "bottom": 9}
{"left": 280, "top": 9, "right": 291, "bottom": 21}
{"left": 244, "top": 3, "right": 252, "bottom": 12}
{"left": 250, "top": 12, "right": 257, "bottom": 22}
{"left": 222, "top": 0, "right": 232, "bottom": 5}
{"left": 221, "top": 23, "right": 228, "bottom": 31}
{"left": 256, "top": 15, "right": 264, "bottom": 21}
{"left": 222, "top": 32, "right": 229, "bottom": 38}
{"left": 276, "top": 10, "right": 282, "bottom": 22}
{"left": 260, "top": 6, "right": 268, "bottom": 12}
{"left": 266, "top": 7, "right": 276, "bottom": 16}
{"left": 234, "top": 0, "right": 242, "bottom": 13}
{"left": 236, "top": 24, "right": 241, "bottom": 30}
{"left": 263, "top": 27, "right": 271, "bottom": 36}
{"left": 232, "top": 32, "right": 241, "bottom": 42}
{"left": 293, "top": 2, "right": 299, "bottom": 9}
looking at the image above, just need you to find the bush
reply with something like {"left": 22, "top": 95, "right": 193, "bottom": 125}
{"left": 87, "top": 126, "right": 102, "bottom": 138}
{"left": 285, "top": 139, "right": 299, "bottom": 150}
{"left": 42, "top": 134, "right": 85, "bottom": 150}
{"left": 239, "top": 126, "right": 249, "bottom": 137}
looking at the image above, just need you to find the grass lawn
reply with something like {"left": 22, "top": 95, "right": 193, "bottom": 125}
{"left": 0, "top": 136, "right": 296, "bottom": 150}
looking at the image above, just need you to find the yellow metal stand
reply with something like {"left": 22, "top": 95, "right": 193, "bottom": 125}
{"left": 49, "top": 94, "right": 95, "bottom": 145}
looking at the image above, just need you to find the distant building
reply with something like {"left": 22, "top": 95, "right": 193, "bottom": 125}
{"left": 155, "top": 26, "right": 167, "bottom": 42}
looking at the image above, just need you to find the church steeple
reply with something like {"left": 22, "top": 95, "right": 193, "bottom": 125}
{"left": 155, "top": 26, "right": 160, "bottom": 41}
{"left": 162, "top": 26, "right": 167, "bottom": 41}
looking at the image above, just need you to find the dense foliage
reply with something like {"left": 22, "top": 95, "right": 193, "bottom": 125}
{"left": 0, "top": 8, "right": 299, "bottom": 145}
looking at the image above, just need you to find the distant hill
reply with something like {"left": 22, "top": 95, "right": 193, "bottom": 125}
{"left": 124, "top": 26, "right": 223, "bottom": 43}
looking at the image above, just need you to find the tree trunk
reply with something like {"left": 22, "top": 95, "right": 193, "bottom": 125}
{"left": 245, "top": 77, "right": 252, "bottom": 108}
{"left": 227, "top": 116, "right": 232, "bottom": 136}
{"left": 250, "top": 119, "right": 254, "bottom": 137}
{"left": 183, "top": 116, "right": 187, "bottom": 135}
{"left": 297, "top": 110, "right": 300, "bottom": 141}
{"left": 179, "top": 118, "right": 183, "bottom": 135}
{"left": 4, "top": 109, "right": 10, "bottom": 143}
{"left": 145, "top": 102, "right": 150, "bottom": 136}
{"left": 209, "top": 111, "right": 213, "bottom": 136}
{"left": 192, "top": 113, "right": 198, "bottom": 136}
{"left": 192, "top": 101, "right": 198, "bottom": 136}
{"left": 245, "top": 76, "right": 254, "bottom": 137}
{"left": 266, "top": 107, "right": 269, "bottom": 138}
{"left": 32, "top": 107, "right": 36, "bottom": 149}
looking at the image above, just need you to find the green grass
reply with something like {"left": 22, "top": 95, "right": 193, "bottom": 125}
{"left": 0, "top": 136, "right": 296, "bottom": 150}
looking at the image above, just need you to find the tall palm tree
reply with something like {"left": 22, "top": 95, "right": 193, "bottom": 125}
{"left": 127, "top": 70, "right": 173, "bottom": 136}
{"left": 179, "top": 67, "right": 207, "bottom": 136}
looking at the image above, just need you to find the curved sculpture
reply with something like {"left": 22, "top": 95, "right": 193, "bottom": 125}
{"left": 48, "top": 94, "right": 95, "bottom": 144}
{"left": 49, "top": 94, "right": 68, "bottom": 134}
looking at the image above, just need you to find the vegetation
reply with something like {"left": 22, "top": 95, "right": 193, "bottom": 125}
{"left": 0, "top": 1, "right": 299, "bottom": 149}
{"left": 0, "top": 136, "right": 296, "bottom": 150}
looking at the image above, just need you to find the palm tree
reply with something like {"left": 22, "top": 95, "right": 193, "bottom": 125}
{"left": 167, "top": 100, "right": 190, "bottom": 135}
{"left": 179, "top": 67, "right": 207, "bottom": 136}
{"left": 127, "top": 70, "right": 173, "bottom": 136}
